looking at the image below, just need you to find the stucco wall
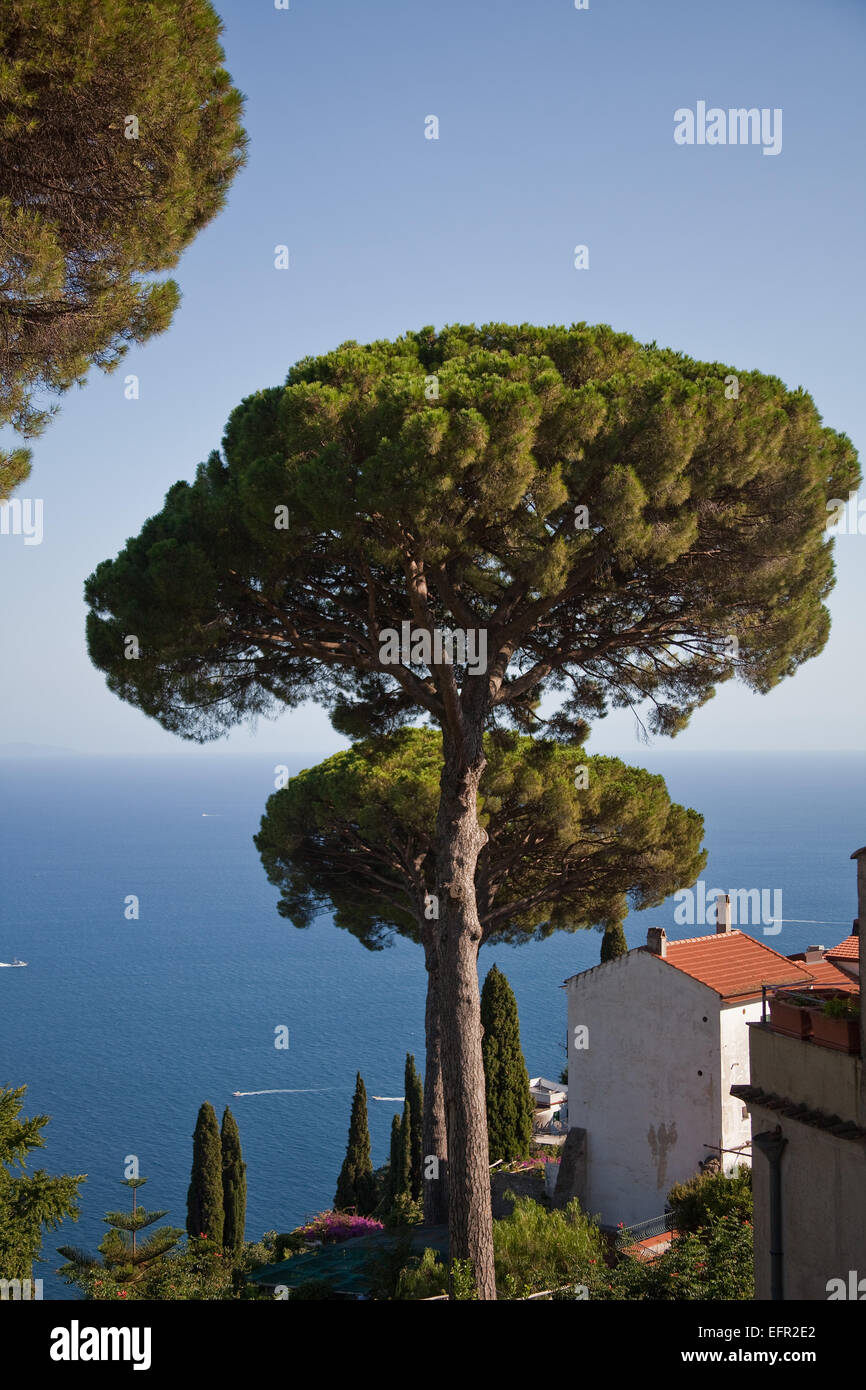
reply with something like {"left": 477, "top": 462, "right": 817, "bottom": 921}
{"left": 749, "top": 1023, "right": 861, "bottom": 1122}
{"left": 750, "top": 1101, "right": 866, "bottom": 1300}
{"left": 565, "top": 950, "right": 722, "bottom": 1226}
{"left": 719, "top": 1000, "right": 760, "bottom": 1171}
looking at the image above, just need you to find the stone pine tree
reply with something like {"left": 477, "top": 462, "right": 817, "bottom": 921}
{"left": 187, "top": 1103, "right": 224, "bottom": 1244}
{"left": 0, "top": 1083, "right": 84, "bottom": 1283}
{"left": 85, "top": 323, "right": 859, "bottom": 1296}
{"left": 601, "top": 921, "right": 628, "bottom": 962}
{"left": 254, "top": 727, "right": 706, "bottom": 1226}
{"left": 220, "top": 1107, "right": 246, "bottom": 1253}
{"left": 334, "top": 1074, "right": 377, "bottom": 1216}
{"left": 0, "top": 0, "right": 247, "bottom": 497}
{"left": 480, "top": 965, "right": 534, "bottom": 1163}
{"left": 404, "top": 1054, "right": 424, "bottom": 1202}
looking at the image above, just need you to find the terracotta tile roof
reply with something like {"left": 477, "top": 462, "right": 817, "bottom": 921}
{"left": 826, "top": 935, "right": 861, "bottom": 961}
{"left": 786, "top": 955, "right": 859, "bottom": 989}
{"left": 659, "top": 931, "right": 813, "bottom": 1001}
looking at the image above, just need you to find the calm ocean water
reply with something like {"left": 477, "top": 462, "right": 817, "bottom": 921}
{"left": 0, "top": 750, "right": 863, "bottom": 1299}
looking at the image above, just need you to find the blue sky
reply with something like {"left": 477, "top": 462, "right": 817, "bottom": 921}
{"left": 1, "top": 0, "right": 864, "bottom": 756}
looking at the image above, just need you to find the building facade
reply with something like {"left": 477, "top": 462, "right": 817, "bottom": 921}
{"left": 563, "top": 907, "right": 823, "bottom": 1228}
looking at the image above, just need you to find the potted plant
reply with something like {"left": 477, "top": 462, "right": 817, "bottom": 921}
{"left": 768, "top": 990, "right": 816, "bottom": 1040}
{"left": 808, "top": 993, "right": 860, "bottom": 1054}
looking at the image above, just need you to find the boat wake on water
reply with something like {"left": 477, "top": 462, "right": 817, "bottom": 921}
{"left": 230, "top": 1088, "right": 333, "bottom": 1097}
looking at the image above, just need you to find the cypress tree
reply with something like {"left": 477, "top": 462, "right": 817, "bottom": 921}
{"left": 480, "top": 965, "right": 534, "bottom": 1163}
{"left": 399, "top": 1111, "right": 412, "bottom": 1201}
{"left": 220, "top": 1106, "right": 246, "bottom": 1253}
{"left": 601, "top": 921, "right": 628, "bottom": 963}
{"left": 403, "top": 1053, "right": 424, "bottom": 1201}
{"left": 386, "top": 1112, "right": 404, "bottom": 1205}
{"left": 334, "top": 1073, "right": 376, "bottom": 1215}
{"left": 187, "top": 1102, "right": 224, "bottom": 1244}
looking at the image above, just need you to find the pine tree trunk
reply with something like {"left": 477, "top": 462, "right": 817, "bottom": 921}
{"left": 434, "top": 723, "right": 496, "bottom": 1299}
{"left": 422, "top": 936, "right": 448, "bottom": 1225}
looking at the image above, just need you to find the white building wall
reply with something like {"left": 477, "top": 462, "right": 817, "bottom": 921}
{"left": 566, "top": 950, "right": 723, "bottom": 1227}
{"left": 719, "top": 1000, "right": 760, "bottom": 1171}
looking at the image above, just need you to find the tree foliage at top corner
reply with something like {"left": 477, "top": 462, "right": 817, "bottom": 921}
{"left": 0, "top": 1082, "right": 85, "bottom": 1281}
{"left": 0, "top": 0, "right": 247, "bottom": 496}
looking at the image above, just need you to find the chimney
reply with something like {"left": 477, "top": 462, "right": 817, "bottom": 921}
{"left": 849, "top": 847, "right": 866, "bottom": 946}
{"left": 646, "top": 927, "right": 667, "bottom": 958}
{"left": 715, "top": 894, "right": 732, "bottom": 934}
{"left": 804, "top": 944, "right": 825, "bottom": 964}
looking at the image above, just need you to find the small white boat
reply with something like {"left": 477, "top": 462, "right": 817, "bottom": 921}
{"left": 0, "top": 958, "right": 27, "bottom": 967}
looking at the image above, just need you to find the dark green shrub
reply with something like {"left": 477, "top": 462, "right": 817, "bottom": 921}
{"left": 667, "top": 1165, "right": 752, "bottom": 1232}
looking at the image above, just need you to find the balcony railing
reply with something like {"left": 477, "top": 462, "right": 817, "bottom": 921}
{"left": 615, "top": 1212, "right": 676, "bottom": 1246}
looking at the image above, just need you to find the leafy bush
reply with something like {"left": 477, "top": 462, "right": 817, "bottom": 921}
{"left": 364, "top": 1229, "right": 418, "bottom": 1300}
{"left": 270, "top": 1231, "right": 308, "bottom": 1261}
{"left": 383, "top": 1193, "right": 423, "bottom": 1228}
{"left": 667, "top": 1165, "right": 752, "bottom": 1233}
{"left": 450, "top": 1258, "right": 479, "bottom": 1300}
{"left": 237, "top": 1231, "right": 278, "bottom": 1270}
{"left": 492, "top": 1196, "right": 607, "bottom": 1298}
{"left": 396, "top": 1203, "right": 753, "bottom": 1302}
{"left": 589, "top": 1213, "right": 753, "bottom": 1300}
{"left": 75, "top": 1237, "right": 235, "bottom": 1301}
{"left": 396, "top": 1247, "right": 449, "bottom": 1300}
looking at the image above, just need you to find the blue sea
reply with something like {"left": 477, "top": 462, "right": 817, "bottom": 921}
{"left": 0, "top": 750, "right": 863, "bottom": 1299}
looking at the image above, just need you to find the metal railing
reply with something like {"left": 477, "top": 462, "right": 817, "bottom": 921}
{"left": 616, "top": 1212, "right": 675, "bottom": 1245}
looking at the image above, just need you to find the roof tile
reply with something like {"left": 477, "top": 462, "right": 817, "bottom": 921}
{"left": 660, "top": 930, "right": 813, "bottom": 1001}
{"left": 786, "top": 956, "right": 859, "bottom": 989}
{"left": 826, "top": 935, "right": 860, "bottom": 961}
